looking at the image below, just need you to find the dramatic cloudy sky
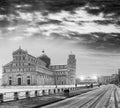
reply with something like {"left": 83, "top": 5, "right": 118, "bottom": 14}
{"left": 0, "top": 0, "right": 120, "bottom": 78}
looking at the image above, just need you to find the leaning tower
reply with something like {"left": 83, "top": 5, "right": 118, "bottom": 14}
{"left": 67, "top": 54, "right": 76, "bottom": 85}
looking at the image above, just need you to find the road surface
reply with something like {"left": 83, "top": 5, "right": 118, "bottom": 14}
{"left": 42, "top": 84, "right": 120, "bottom": 108}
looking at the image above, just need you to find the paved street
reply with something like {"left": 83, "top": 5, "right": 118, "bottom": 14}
{"left": 42, "top": 84, "right": 120, "bottom": 108}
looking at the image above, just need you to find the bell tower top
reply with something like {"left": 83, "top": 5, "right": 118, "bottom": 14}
{"left": 42, "top": 49, "right": 45, "bottom": 54}
{"left": 67, "top": 54, "right": 76, "bottom": 67}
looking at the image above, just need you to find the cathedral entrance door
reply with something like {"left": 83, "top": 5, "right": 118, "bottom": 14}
{"left": 18, "top": 78, "right": 21, "bottom": 85}
{"left": 27, "top": 79, "right": 30, "bottom": 85}
{"left": 9, "top": 80, "right": 12, "bottom": 85}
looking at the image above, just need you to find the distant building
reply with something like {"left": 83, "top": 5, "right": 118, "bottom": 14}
{"left": 111, "top": 74, "right": 118, "bottom": 81}
{"left": 98, "top": 76, "right": 111, "bottom": 84}
{"left": 98, "top": 74, "right": 118, "bottom": 84}
{"left": 2, "top": 47, "right": 76, "bottom": 86}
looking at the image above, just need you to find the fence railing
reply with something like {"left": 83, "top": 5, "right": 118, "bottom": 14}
{"left": 0, "top": 86, "right": 83, "bottom": 103}
{"left": 0, "top": 84, "right": 98, "bottom": 103}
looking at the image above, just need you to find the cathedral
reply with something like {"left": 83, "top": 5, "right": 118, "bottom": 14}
{"left": 2, "top": 47, "right": 76, "bottom": 86}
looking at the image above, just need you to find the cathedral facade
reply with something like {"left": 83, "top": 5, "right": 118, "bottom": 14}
{"left": 2, "top": 47, "right": 76, "bottom": 86}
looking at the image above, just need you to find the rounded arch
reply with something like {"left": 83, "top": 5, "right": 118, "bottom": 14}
{"left": 17, "top": 74, "right": 21, "bottom": 77}
{"left": 8, "top": 76, "right": 12, "bottom": 85}
{"left": 17, "top": 74, "right": 22, "bottom": 85}
{"left": 27, "top": 76, "right": 31, "bottom": 85}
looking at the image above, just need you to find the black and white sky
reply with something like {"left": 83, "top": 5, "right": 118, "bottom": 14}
{"left": 0, "top": 0, "right": 120, "bottom": 78}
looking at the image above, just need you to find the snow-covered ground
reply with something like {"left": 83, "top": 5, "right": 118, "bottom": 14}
{"left": 0, "top": 84, "right": 88, "bottom": 93}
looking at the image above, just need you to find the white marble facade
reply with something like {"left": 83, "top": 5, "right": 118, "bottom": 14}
{"left": 2, "top": 47, "right": 76, "bottom": 86}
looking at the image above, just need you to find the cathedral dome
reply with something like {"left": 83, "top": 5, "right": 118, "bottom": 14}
{"left": 38, "top": 50, "right": 51, "bottom": 68}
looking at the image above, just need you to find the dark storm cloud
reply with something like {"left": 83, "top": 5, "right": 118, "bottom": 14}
{"left": 37, "top": 19, "right": 61, "bottom": 25}
{"left": 93, "top": 20, "right": 115, "bottom": 25}
{"left": 33, "top": 30, "right": 120, "bottom": 52}
{"left": 85, "top": 0, "right": 120, "bottom": 16}
{"left": 0, "top": 0, "right": 120, "bottom": 53}
{"left": 93, "top": 20, "right": 120, "bottom": 26}
{"left": 0, "top": 19, "right": 9, "bottom": 27}
{"left": 72, "top": 32, "right": 120, "bottom": 52}
{"left": 0, "top": 0, "right": 85, "bottom": 15}
{"left": 1, "top": 0, "right": 120, "bottom": 15}
{"left": 54, "top": 32, "right": 120, "bottom": 48}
